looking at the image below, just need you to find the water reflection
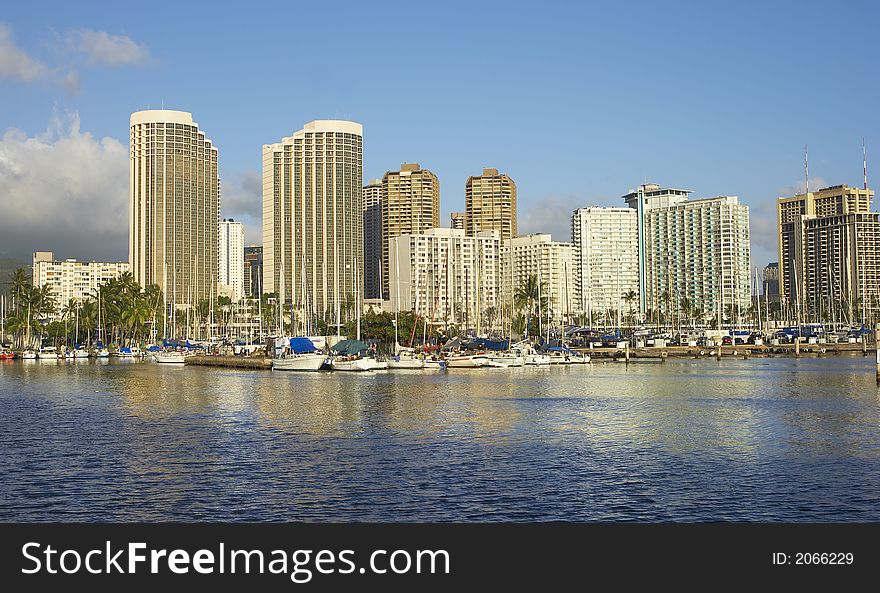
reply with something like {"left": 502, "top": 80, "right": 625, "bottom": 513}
{"left": 2, "top": 357, "right": 880, "bottom": 521}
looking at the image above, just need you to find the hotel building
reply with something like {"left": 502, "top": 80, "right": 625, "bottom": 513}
{"left": 262, "top": 120, "right": 363, "bottom": 321}
{"left": 129, "top": 109, "right": 219, "bottom": 307}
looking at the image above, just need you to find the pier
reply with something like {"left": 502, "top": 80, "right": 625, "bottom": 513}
{"left": 185, "top": 355, "right": 272, "bottom": 370}
{"left": 576, "top": 342, "right": 869, "bottom": 360}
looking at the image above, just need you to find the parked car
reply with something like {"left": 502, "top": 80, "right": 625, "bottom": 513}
{"left": 722, "top": 336, "right": 733, "bottom": 345}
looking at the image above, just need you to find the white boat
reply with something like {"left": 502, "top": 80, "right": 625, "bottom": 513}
{"left": 422, "top": 357, "right": 448, "bottom": 370}
{"left": 113, "top": 347, "right": 142, "bottom": 358}
{"left": 487, "top": 350, "right": 525, "bottom": 367}
{"left": 153, "top": 351, "right": 187, "bottom": 364}
{"left": 569, "top": 352, "right": 590, "bottom": 364}
{"left": 548, "top": 350, "right": 573, "bottom": 365}
{"left": 272, "top": 353, "right": 327, "bottom": 372}
{"left": 331, "top": 356, "right": 379, "bottom": 371}
{"left": 20, "top": 350, "right": 37, "bottom": 360}
{"left": 445, "top": 353, "right": 490, "bottom": 368}
{"left": 484, "top": 359, "right": 510, "bottom": 368}
{"left": 387, "top": 350, "right": 426, "bottom": 370}
{"left": 66, "top": 349, "right": 89, "bottom": 359}
{"left": 94, "top": 348, "right": 110, "bottom": 358}
{"left": 523, "top": 352, "right": 551, "bottom": 366}
{"left": 36, "top": 346, "right": 58, "bottom": 359}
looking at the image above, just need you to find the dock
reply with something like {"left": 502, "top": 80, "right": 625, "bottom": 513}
{"left": 185, "top": 355, "right": 272, "bottom": 369}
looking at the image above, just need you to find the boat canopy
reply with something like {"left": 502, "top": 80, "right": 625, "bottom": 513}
{"left": 332, "top": 339, "right": 369, "bottom": 355}
{"left": 469, "top": 338, "right": 509, "bottom": 351}
{"left": 289, "top": 337, "right": 318, "bottom": 353}
{"left": 441, "top": 336, "right": 461, "bottom": 351}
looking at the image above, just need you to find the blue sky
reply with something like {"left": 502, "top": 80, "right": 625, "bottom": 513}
{"left": 1, "top": 0, "right": 878, "bottom": 270}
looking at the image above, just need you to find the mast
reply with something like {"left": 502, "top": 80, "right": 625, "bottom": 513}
{"left": 355, "top": 257, "right": 361, "bottom": 342}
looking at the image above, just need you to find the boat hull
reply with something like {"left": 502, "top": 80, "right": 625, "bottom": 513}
{"left": 331, "top": 357, "right": 379, "bottom": 371}
{"left": 445, "top": 355, "right": 489, "bottom": 368}
{"left": 272, "top": 354, "right": 327, "bottom": 372}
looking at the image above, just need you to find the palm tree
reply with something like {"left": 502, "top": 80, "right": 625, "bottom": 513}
{"left": 622, "top": 290, "right": 638, "bottom": 325}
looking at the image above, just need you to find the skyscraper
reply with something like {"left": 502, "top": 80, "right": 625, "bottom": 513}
{"left": 219, "top": 219, "right": 245, "bottom": 302}
{"left": 129, "top": 109, "right": 219, "bottom": 307}
{"left": 243, "top": 245, "right": 263, "bottom": 298}
{"left": 262, "top": 120, "right": 363, "bottom": 324}
{"left": 624, "top": 185, "right": 751, "bottom": 322}
{"left": 571, "top": 207, "right": 639, "bottom": 320}
{"left": 381, "top": 163, "right": 440, "bottom": 299}
{"left": 363, "top": 179, "right": 383, "bottom": 300}
{"left": 777, "top": 184, "right": 879, "bottom": 320}
{"left": 465, "top": 168, "right": 517, "bottom": 240}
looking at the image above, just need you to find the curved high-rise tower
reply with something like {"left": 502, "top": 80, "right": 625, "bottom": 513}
{"left": 129, "top": 109, "right": 219, "bottom": 310}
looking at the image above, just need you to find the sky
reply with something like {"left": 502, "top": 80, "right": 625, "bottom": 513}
{"left": 1, "top": 0, "right": 878, "bottom": 272}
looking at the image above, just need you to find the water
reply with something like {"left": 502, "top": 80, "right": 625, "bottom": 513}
{"left": 2, "top": 356, "right": 880, "bottom": 521}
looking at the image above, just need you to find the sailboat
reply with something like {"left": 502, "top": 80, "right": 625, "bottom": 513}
{"left": 387, "top": 248, "right": 426, "bottom": 370}
{"left": 272, "top": 337, "right": 327, "bottom": 371}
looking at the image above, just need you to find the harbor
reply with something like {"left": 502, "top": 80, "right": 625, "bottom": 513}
{"left": 2, "top": 355, "right": 880, "bottom": 522}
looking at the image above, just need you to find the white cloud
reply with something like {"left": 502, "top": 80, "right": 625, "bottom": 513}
{"left": 0, "top": 22, "right": 49, "bottom": 82}
{"left": 68, "top": 29, "right": 149, "bottom": 66}
{"left": 518, "top": 194, "right": 583, "bottom": 242}
{"left": 0, "top": 110, "right": 129, "bottom": 261}
{"left": 220, "top": 169, "right": 262, "bottom": 245}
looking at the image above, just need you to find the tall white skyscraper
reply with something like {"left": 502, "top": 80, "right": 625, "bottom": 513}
{"left": 262, "top": 120, "right": 363, "bottom": 324}
{"left": 219, "top": 219, "right": 245, "bottom": 302}
{"left": 624, "top": 184, "right": 751, "bottom": 320}
{"left": 571, "top": 207, "right": 639, "bottom": 320}
{"left": 129, "top": 109, "right": 219, "bottom": 307}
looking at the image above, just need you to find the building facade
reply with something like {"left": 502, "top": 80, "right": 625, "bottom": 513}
{"left": 465, "top": 168, "right": 517, "bottom": 240}
{"left": 129, "top": 109, "right": 219, "bottom": 308}
{"left": 388, "top": 228, "right": 500, "bottom": 330}
{"left": 381, "top": 163, "right": 440, "bottom": 300}
{"left": 262, "top": 120, "right": 363, "bottom": 323}
{"left": 243, "top": 245, "right": 263, "bottom": 298}
{"left": 571, "top": 207, "right": 639, "bottom": 320}
{"left": 450, "top": 211, "right": 465, "bottom": 230}
{"left": 219, "top": 219, "right": 245, "bottom": 302}
{"left": 501, "top": 234, "right": 577, "bottom": 325}
{"left": 642, "top": 195, "right": 751, "bottom": 321}
{"left": 622, "top": 183, "right": 690, "bottom": 315}
{"left": 777, "top": 184, "right": 875, "bottom": 319}
{"left": 762, "top": 262, "right": 779, "bottom": 303}
{"left": 363, "top": 179, "right": 383, "bottom": 300}
{"left": 803, "top": 210, "right": 880, "bottom": 321}
{"left": 32, "top": 251, "right": 129, "bottom": 315}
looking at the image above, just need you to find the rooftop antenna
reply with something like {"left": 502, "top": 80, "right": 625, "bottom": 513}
{"left": 804, "top": 144, "right": 809, "bottom": 194}
{"left": 864, "top": 138, "right": 868, "bottom": 190}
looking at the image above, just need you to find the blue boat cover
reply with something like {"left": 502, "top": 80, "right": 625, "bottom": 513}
{"left": 289, "top": 337, "right": 318, "bottom": 353}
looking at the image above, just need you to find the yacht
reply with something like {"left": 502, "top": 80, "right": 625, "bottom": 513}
{"left": 36, "top": 346, "right": 59, "bottom": 359}
{"left": 386, "top": 349, "right": 426, "bottom": 370}
{"left": 20, "top": 350, "right": 37, "bottom": 360}
{"left": 272, "top": 337, "right": 327, "bottom": 372}
{"left": 487, "top": 350, "right": 525, "bottom": 367}
{"left": 153, "top": 351, "right": 187, "bottom": 364}
{"left": 330, "top": 355, "right": 379, "bottom": 372}
{"left": 444, "top": 352, "right": 490, "bottom": 368}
